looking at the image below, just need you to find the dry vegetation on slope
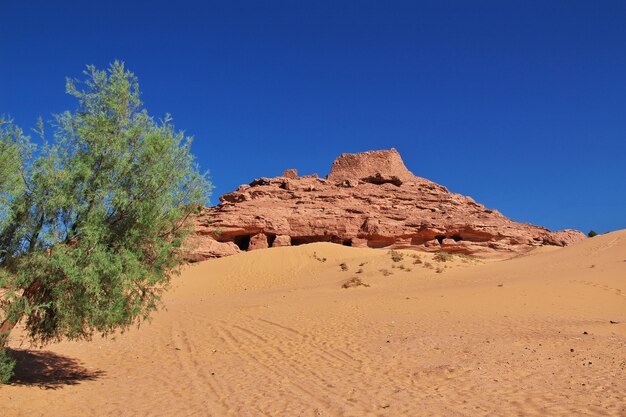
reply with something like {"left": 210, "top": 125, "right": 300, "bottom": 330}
{"left": 1, "top": 230, "right": 625, "bottom": 416}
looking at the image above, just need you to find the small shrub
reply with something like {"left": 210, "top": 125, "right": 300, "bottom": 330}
{"left": 342, "top": 277, "right": 370, "bottom": 288}
{"left": 413, "top": 258, "right": 423, "bottom": 265}
{"left": 379, "top": 269, "right": 393, "bottom": 276}
{"left": 587, "top": 230, "right": 598, "bottom": 238}
{"left": 389, "top": 250, "right": 404, "bottom": 262}
{"left": 455, "top": 253, "right": 475, "bottom": 263}
{"left": 356, "top": 268, "right": 364, "bottom": 274}
{"left": 359, "top": 262, "right": 368, "bottom": 267}
{"left": 340, "top": 263, "right": 348, "bottom": 271}
{"left": 405, "top": 267, "right": 412, "bottom": 272}
{"left": 398, "top": 264, "right": 405, "bottom": 270}
{"left": 433, "top": 252, "right": 452, "bottom": 262}
{"left": 424, "top": 262, "right": 433, "bottom": 269}
{"left": 435, "top": 267, "right": 444, "bottom": 274}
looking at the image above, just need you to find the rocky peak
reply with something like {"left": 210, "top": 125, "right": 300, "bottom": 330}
{"left": 188, "top": 149, "right": 586, "bottom": 260}
{"left": 327, "top": 148, "right": 420, "bottom": 185}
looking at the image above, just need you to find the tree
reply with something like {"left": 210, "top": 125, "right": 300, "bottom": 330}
{"left": 0, "top": 62, "right": 211, "bottom": 382}
{"left": 587, "top": 230, "right": 598, "bottom": 238}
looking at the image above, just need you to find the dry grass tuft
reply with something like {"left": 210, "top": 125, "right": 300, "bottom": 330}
{"left": 388, "top": 250, "right": 404, "bottom": 262}
{"left": 433, "top": 252, "right": 453, "bottom": 262}
{"left": 342, "top": 277, "right": 370, "bottom": 289}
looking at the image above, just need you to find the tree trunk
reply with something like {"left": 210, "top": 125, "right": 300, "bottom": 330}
{"left": 0, "top": 318, "right": 17, "bottom": 347}
{"left": 0, "top": 279, "right": 42, "bottom": 347}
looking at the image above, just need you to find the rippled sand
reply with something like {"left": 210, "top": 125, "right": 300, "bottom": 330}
{"left": 1, "top": 231, "right": 625, "bottom": 416}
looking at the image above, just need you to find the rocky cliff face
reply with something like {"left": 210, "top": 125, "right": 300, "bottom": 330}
{"left": 188, "top": 149, "right": 585, "bottom": 260}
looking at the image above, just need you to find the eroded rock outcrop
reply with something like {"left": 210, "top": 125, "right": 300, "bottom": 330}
{"left": 190, "top": 149, "right": 586, "bottom": 260}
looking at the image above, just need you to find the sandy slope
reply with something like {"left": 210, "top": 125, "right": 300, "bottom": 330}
{"left": 1, "top": 231, "right": 625, "bottom": 416}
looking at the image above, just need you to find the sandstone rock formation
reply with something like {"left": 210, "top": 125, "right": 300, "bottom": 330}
{"left": 191, "top": 149, "right": 586, "bottom": 260}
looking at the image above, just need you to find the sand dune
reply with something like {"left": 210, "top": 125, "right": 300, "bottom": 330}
{"left": 1, "top": 231, "right": 625, "bottom": 416}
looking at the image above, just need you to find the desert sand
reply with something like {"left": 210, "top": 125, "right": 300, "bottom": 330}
{"left": 1, "top": 231, "right": 625, "bottom": 416}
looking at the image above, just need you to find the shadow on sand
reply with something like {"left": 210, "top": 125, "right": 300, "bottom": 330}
{"left": 7, "top": 348, "right": 105, "bottom": 389}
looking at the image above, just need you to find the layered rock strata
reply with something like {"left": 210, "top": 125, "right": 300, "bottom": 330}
{"left": 189, "top": 149, "right": 585, "bottom": 260}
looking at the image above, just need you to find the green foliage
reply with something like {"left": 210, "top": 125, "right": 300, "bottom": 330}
{"left": 0, "top": 62, "right": 212, "bottom": 381}
{"left": 587, "top": 230, "right": 598, "bottom": 238}
{"left": 0, "top": 118, "right": 30, "bottom": 233}
{"left": 433, "top": 252, "right": 453, "bottom": 262}
{"left": 0, "top": 348, "right": 16, "bottom": 384}
{"left": 455, "top": 253, "right": 476, "bottom": 263}
{"left": 388, "top": 250, "right": 404, "bottom": 262}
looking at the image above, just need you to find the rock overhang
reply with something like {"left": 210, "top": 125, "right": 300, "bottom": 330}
{"left": 190, "top": 149, "right": 586, "bottom": 260}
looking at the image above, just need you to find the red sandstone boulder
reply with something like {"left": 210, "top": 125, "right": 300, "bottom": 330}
{"left": 282, "top": 169, "right": 299, "bottom": 179}
{"left": 273, "top": 235, "right": 292, "bottom": 247}
{"left": 248, "top": 233, "right": 269, "bottom": 251}
{"left": 328, "top": 148, "right": 417, "bottom": 184}
{"left": 186, "top": 235, "right": 240, "bottom": 260}
{"left": 187, "top": 149, "right": 586, "bottom": 261}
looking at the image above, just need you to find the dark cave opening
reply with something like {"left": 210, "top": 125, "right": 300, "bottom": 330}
{"left": 367, "top": 240, "right": 393, "bottom": 248}
{"left": 233, "top": 235, "right": 251, "bottom": 251}
{"left": 435, "top": 235, "right": 445, "bottom": 244}
{"left": 361, "top": 174, "right": 402, "bottom": 186}
{"left": 342, "top": 239, "right": 353, "bottom": 246}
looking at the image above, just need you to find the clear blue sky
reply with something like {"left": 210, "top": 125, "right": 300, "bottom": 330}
{"left": 1, "top": 1, "right": 625, "bottom": 233}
